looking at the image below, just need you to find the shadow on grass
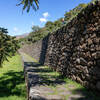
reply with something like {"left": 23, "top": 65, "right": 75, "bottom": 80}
{"left": 24, "top": 62, "right": 66, "bottom": 86}
{"left": 24, "top": 61, "right": 100, "bottom": 100}
{"left": 24, "top": 62, "right": 53, "bottom": 73}
{"left": 28, "top": 74, "right": 66, "bottom": 87}
{"left": 0, "top": 71, "right": 25, "bottom": 97}
{"left": 70, "top": 88, "right": 100, "bottom": 100}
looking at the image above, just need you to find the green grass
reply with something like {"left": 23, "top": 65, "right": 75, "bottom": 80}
{"left": 19, "top": 53, "right": 100, "bottom": 100}
{"left": 38, "top": 66, "right": 100, "bottom": 99}
{"left": 30, "top": 55, "right": 100, "bottom": 99}
{"left": 21, "top": 53, "right": 37, "bottom": 62}
{"left": 0, "top": 54, "right": 26, "bottom": 100}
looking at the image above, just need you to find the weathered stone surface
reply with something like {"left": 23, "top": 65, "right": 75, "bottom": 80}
{"left": 44, "top": 1, "right": 100, "bottom": 91}
{"left": 19, "top": 1, "right": 100, "bottom": 91}
{"left": 96, "top": 82, "right": 100, "bottom": 91}
{"left": 29, "top": 88, "right": 43, "bottom": 100}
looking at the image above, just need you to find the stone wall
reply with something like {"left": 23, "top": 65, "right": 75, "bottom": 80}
{"left": 19, "top": 40, "right": 42, "bottom": 61}
{"left": 19, "top": 35, "right": 49, "bottom": 64}
{"left": 20, "top": 1, "right": 100, "bottom": 91}
{"left": 45, "top": 1, "right": 100, "bottom": 90}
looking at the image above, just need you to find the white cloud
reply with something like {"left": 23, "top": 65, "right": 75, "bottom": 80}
{"left": 13, "top": 27, "right": 19, "bottom": 33}
{"left": 40, "top": 18, "right": 47, "bottom": 23}
{"left": 39, "top": 12, "right": 49, "bottom": 23}
{"left": 43, "top": 12, "right": 49, "bottom": 18}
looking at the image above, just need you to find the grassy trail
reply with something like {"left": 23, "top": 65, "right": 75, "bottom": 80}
{"left": 0, "top": 54, "right": 26, "bottom": 100}
{"left": 0, "top": 53, "right": 99, "bottom": 100}
{"left": 20, "top": 52, "right": 100, "bottom": 100}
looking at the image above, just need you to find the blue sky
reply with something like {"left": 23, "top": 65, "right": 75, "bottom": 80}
{"left": 0, "top": 0, "right": 91, "bottom": 36}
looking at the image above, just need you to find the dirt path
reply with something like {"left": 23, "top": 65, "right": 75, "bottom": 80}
{"left": 20, "top": 52, "right": 99, "bottom": 100}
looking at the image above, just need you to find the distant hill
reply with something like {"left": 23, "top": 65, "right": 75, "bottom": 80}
{"left": 16, "top": 33, "right": 29, "bottom": 39}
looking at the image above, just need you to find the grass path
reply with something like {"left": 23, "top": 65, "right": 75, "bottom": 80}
{"left": 0, "top": 54, "right": 26, "bottom": 100}
{"left": 20, "top": 52, "right": 100, "bottom": 100}
{"left": 0, "top": 53, "right": 99, "bottom": 100}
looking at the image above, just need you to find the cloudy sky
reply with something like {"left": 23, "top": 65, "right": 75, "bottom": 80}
{"left": 0, "top": 0, "right": 91, "bottom": 36}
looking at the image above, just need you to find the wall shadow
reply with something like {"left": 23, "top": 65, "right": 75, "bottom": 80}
{"left": 23, "top": 61, "right": 100, "bottom": 100}
{"left": 39, "top": 34, "right": 50, "bottom": 65}
{"left": 0, "top": 71, "right": 26, "bottom": 97}
{"left": 23, "top": 61, "right": 66, "bottom": 87}
{"left": 70, "top": 88, "right": 100, "bottom": 100}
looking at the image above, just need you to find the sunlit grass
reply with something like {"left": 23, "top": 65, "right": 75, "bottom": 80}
{"left": 19, "top": 53, "right": 100, "bottom": 100}
{"left": 0, "top": 54, "right": 26, "bottom": 100}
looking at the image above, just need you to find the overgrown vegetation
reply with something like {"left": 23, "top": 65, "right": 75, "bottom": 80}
{"left": 64, "top": 3, "right": 87, "bottom": 23}
{"left": 18, "top": 0, "right": 98, "bottom": 45}
{"left": 17, "top": 0, "right": 39, "bottom": 12}
{"left": 0, "top": 54, "right": 26, "bottom": 100}
{"left": 19, "top": 3, "right": 87, "bottom": 44}
{"left": 0, "top": 28, "right": 20, "bottom": 67}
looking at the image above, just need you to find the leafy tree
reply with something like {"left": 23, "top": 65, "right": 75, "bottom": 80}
{"left": 18, "top": 0, "right": 39, "bottom": 12}
{"left": 53, "top": 20, "right": 62, "bottom": 30}
{"left": 32, "top": 25, "right": 40, "bottom": 32}
{"left": 45, "top": 21, "right": 55, "bottom": 32}
{"left": 0, "top": 28, "right": 19, "bottom": 67}
{"left": 45, "top": 19, "right": 62, "bottom": 32}
{"left": 26, "top": 27, "right": 48, "bottom": 43}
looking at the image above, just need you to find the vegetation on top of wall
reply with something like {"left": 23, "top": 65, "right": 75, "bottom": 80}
{"left": 21, "top": 0, "right": 100, "bottom": 44}
{"left": 19, "top": 3, "right": 87, "bottom": 44}
{"left": 64, "top": 3, "right": 87, "bottom": 23}
{"left": 44, "top": 0, "right": 100, "bottom": 90}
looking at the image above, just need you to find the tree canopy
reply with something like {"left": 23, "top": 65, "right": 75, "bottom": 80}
{"left": 0, "top": 28, "right": 19, "bottom": 67}
{"left": 18, "top": 0, "right": 39, "bottom": 12}
{"left": 32, "top": 25, "right": 40, "bottom": 32}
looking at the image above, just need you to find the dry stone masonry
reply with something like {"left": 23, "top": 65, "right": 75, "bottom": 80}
{"left": 20, "top": 40, "right": 42, "bottom": 61}
{"left": 20, "top": 1, "right": 100, "bottom": 91}
{"left": 45, "top": 1, "right": 100, "bottom": 91}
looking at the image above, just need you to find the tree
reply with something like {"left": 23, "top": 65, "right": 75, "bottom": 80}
{"left": 0, "top": 27, "right": 19, "bottom": 67}
{"left": 53, "top": 20, "right": 62, "bottom": 30}
{"left": 45, "top": 20, "right": 62, "bottom": 32}
{"left": 32, "top": 25, "right": 40, "bottom": 32}
{"left": 18, "top": 0, "right": 39, "bottom": 12}
{"left": 45, "top": 21, "right": 55, "bottom": 32}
